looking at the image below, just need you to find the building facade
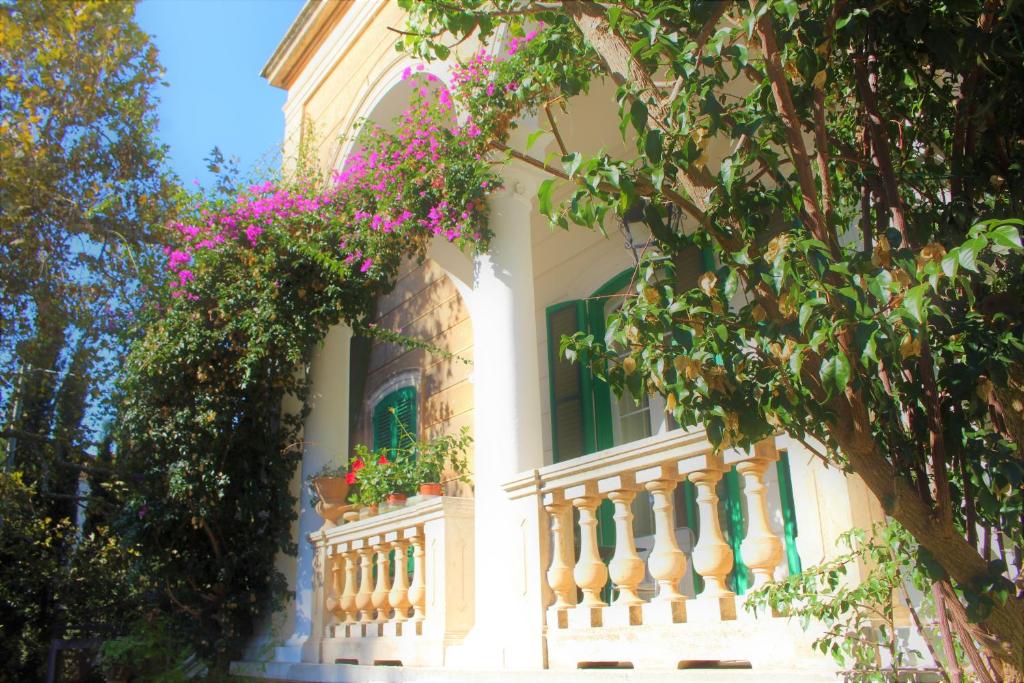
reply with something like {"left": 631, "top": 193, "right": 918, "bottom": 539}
{"left": 232, "top": 2, "right": 915, "bottom": 680}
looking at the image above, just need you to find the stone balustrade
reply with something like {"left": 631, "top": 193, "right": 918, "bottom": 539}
{"left": 503, "top": 428, "right": 814, "bottom": 670}
{"left": 307, "top": 496, "right": 473, "bottom": 667}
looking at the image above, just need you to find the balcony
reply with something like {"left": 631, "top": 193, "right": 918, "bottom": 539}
{"left": 307, "top": 495, "right": 474, "bottom": 667}
{"left": 503, "top": 428, "right": 831, "bottom": 673}
{"left": 292, "top": 428, "right": 833, "bottom": 676}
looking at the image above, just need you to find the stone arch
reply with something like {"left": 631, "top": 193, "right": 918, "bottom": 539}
{"left": 322, "top": 65, "right": 476, "bottom": 486}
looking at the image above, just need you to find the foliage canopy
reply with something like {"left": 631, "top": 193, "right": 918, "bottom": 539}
{"left": 399, "top": 0, "right": 1024, "bottom": 674}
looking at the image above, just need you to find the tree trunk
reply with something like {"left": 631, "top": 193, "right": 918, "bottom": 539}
{"left": 830, "top": 397, "right": 1024, "bottom": 670}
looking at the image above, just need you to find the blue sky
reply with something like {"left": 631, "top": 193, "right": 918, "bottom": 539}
{"left": 135, "top": 0, "right": 305, "bottom": 186}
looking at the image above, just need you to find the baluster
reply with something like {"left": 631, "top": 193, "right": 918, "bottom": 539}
{"left": 340, "top": 547, "right": 358, "bottom": 627}
{"left": 607, "top": 488, "right": 645, "bottom": 605}
{"left": 371, "top": 538, "right": 392, "bottom": 623}
{"left": 572, "top": 492, "right": 608, "bottom": 608}
{"left": 736, "top": 441, "right": 783, "bottom": 589}
{"left": 645, "top": 476, "right": 687, "bottom": 602}
{"left": 325, "top": 547, "right": 343, "bottom": 633}
{"left": 355, "top": 545, "right": 374, "bottom": 625}
{"left": 544, "top": 493, "right": 576, "bottom": 610}
{"left": 688, "top": 463, "right": 734, "bottom": 597}
{"left": 388, "top": 537, "right": 411, "bottom": 622}
{"left": 407, "top": 527, "right": 426, "bottom": 623}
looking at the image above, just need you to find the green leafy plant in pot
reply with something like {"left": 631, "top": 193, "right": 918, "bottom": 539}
{"left": 412, "top": 426, "right": 472, "bottom": 496}
{"left": 347, "top": 444, "right": 418, "bottom": 509}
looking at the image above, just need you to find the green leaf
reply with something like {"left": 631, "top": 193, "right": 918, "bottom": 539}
{"left": 833, "top": 352, "right": 851, "bottom": 392}
{"left": 798, "top": 297, "right": 825, "bottom": 330}
{"left": 537, "top": 179, "right": 556, "bottom": 216}
{"left": 650, "top": 164, "right": 665, "bottom": 190}
{"left": 720, "top": 157, "right": 735, "bottom": 195}
{"left": 723, "top": 269, "right": 738, "bottom": 299}
{"left": 819, "top": 356, "right": 836, "bottom": 394}
{"left": 526, "top": 129, "right": 546, "bottom": 151}
{"left": 630, "top": 99, "right": 648, "bottom": 134}
{"left": 903, "top": 284, "right": 929, "bottom": 325}
{"left": 941, "top": 251, "right": 959, "bottom": 278}
{"left": 563, "top": 152, "right": 583, "bottom": 178}
{"left": 645, "top": 129, "right": 663, "bottom": 164}
{"left": 607, "top": 5, "right": 622, "bottom": 29}
{"left": 990, "top": 223, "right": 1022, "bottom": 250}
{"left": 863, "top": 332, "right": 879, "bottom": 365}
{"left": 958, "top": 238, "right": 985, "bottom": 272}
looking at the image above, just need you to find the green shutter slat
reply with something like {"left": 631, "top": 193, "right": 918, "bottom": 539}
{"left": 777, "top": 450, "right": 802, "bottom": 575}
{"left": 372, "top": 399, "right": 389, "bottom": 452}
{"left": 681, "top": 480, "right": 705, "bottom": 596}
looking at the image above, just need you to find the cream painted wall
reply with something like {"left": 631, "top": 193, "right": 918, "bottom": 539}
{"left": 352, "top": 256, "right": 475, "bottom": 492}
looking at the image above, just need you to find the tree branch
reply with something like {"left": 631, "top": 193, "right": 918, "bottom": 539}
{"left": 747, "top": 1, "right": 831, "bottom": 254}
{"left": 851, "top": 49, "right": 909, "bottom": 245}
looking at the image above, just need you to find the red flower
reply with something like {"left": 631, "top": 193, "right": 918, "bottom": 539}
{"left": 378, "top": 454, "right": 389, "bottom": 464}
{"left": 345, "top": 471, "right": 357, "bottom": 485}
{"left": 351, "top": 459, "right": 365, "bottom": 472}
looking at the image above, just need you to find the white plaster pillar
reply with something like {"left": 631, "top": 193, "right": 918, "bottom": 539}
{"left": 275, "top": 323, "right": 351, "bottom": 663}
{"left": 466, "top": 159, "right": 548, "bottom": 668}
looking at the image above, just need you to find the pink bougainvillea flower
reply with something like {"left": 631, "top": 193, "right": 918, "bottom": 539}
{"left": 360, "top": 258, "right": 373, "bottom": 273}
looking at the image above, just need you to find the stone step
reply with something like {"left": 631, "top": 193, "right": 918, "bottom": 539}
{"left": 231, "top": 660, "right": 844, "bottom": 683}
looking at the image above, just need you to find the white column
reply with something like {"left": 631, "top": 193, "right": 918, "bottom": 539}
{"left": 277, "top": 323, "right": 350, "bottom": 663}
{"left": 467, "top": 159, "right": 547, "bottom": 668}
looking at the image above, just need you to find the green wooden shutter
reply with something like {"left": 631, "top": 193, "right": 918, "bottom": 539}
{"left": 372, "top": 386, "right": 417, "bottom": 458}
{"left": 546, "top": 301, "right": 596, "bottom": 462}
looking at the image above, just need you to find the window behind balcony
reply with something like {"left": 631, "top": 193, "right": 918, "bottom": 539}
{"left": 372, "top": 385, "right": 417, "bottom": 458}
{"left": 545, "top": 257, "right": 802, "bottom": 597}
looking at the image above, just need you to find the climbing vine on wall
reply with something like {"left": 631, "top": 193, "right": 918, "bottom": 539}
{"left": 110, "top": 57, "right": 531, "bottom": 666}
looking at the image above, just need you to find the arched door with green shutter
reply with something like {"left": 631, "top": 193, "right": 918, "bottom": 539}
{"left": 372, "top": 385, "right": 417, "bottom": 458}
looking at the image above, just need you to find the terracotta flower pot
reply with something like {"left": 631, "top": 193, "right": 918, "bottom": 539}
{"left": 312, "top": 475, "right": 350, "bottom": 506}
{"left": 419, "top": 482, "right": 443, "bottom": 497}
{"left": 312, "top": 476, "right": 351, "bottom": 526}
{"left": 386, "top": 492, "right": 407, "bottom": 507}
{"left": 358, "top": 505, "right": 377, "bottom": 519}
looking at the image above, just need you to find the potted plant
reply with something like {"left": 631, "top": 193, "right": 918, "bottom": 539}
{"left": 346, "top": 445, "right": 417, "bottom": 511}
{"left": 413, "top": 427, "right": 472, "bottom": 496}
{"left": 308, "top": 460, "right": 353, "bottom": 526}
